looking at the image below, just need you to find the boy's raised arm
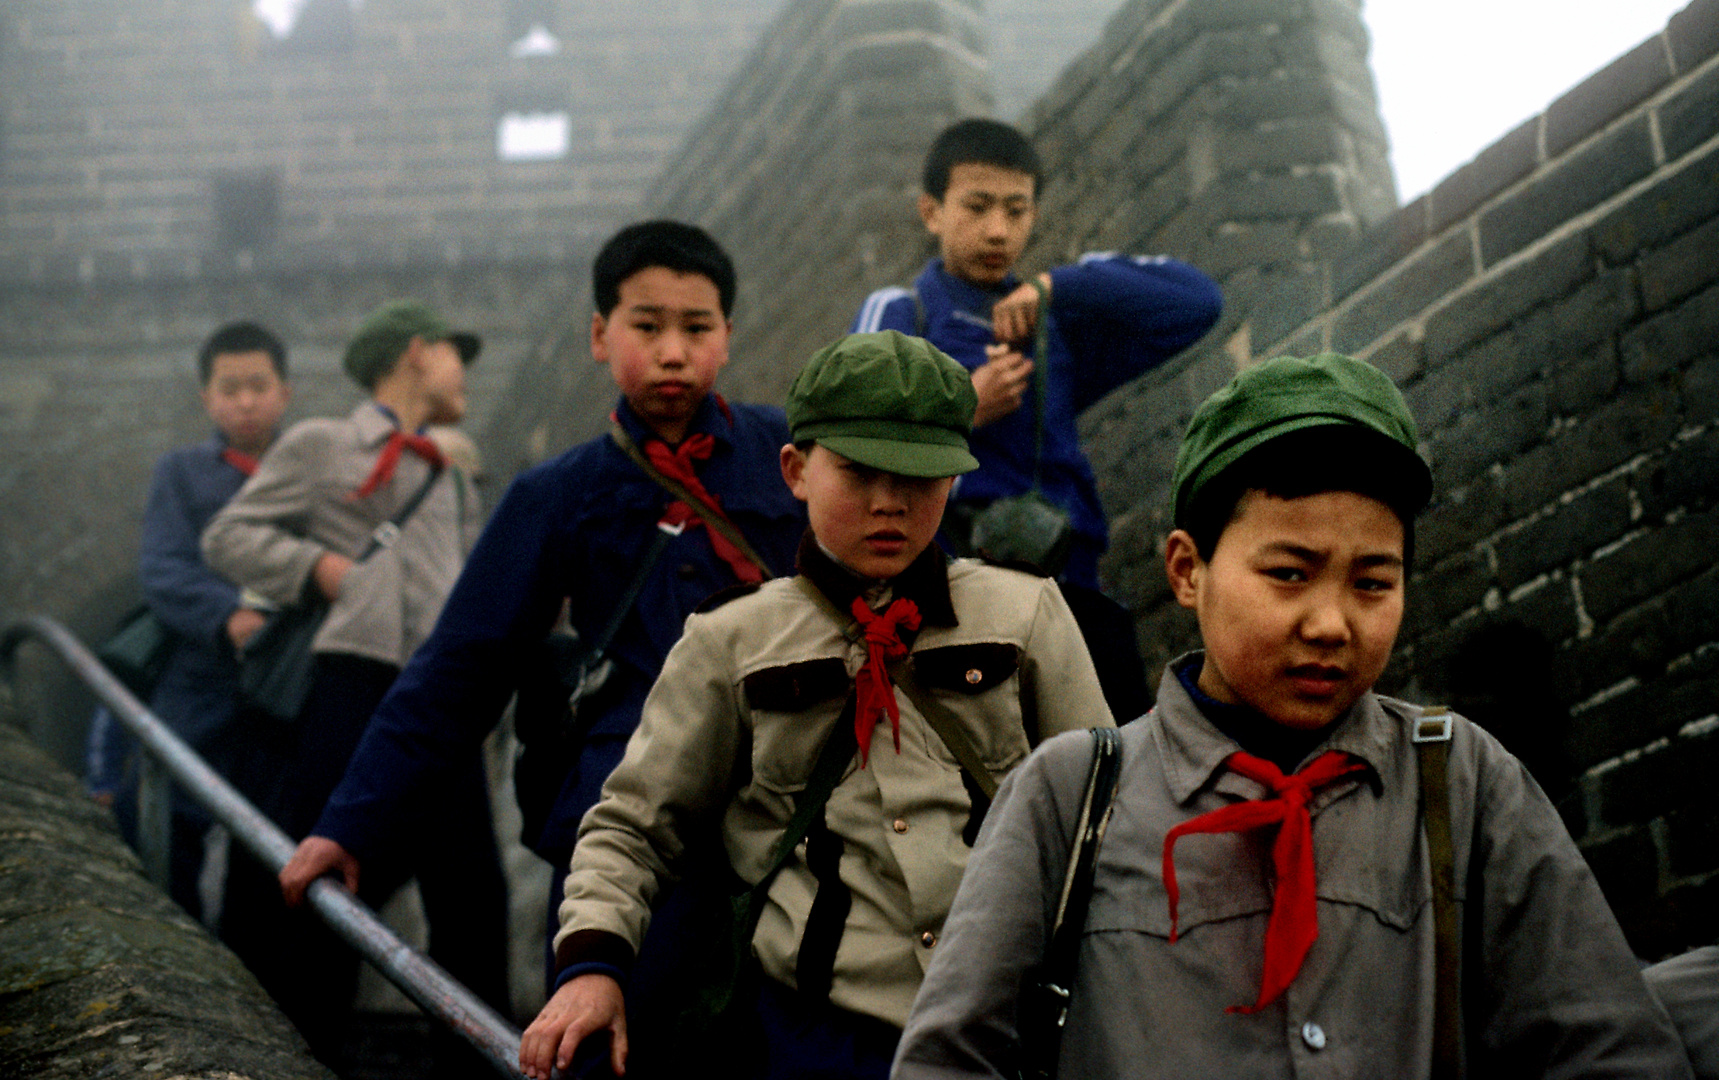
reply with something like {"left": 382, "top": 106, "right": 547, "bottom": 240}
{"left": 1047, "top": 254, "right": 1223, "bottom": 411}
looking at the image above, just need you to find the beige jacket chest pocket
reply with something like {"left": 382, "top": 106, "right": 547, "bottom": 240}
{"left": 742, "top": 657, "right": 851, "bottom": 792}
{"left": 908, "top": 642, "right": 1029, "bottom": 773}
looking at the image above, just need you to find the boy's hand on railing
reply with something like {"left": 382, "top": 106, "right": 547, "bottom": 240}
{"left": 520, "top": 974, "right": 628, "bottom": 1079}
{"left": 279, "top": 835, "right": 360, "bottom": 907}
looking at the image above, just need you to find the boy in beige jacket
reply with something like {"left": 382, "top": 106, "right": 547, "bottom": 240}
{"left": 521, "top": 331, "right": 1113, "bottom": 1080}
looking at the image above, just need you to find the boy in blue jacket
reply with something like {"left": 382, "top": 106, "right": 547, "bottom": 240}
{"left": 277, "top": 221, "right": 807, "bottom": 986}
{"left": 87, "top": 321, "right": 292, "bottom": 920}
{"left": 853, "top": 118, "right": 1223, "bottom": 719}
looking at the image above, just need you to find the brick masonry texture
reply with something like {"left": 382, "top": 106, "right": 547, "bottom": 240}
{"left": 0, "top": 0, "right": 799, "bottom": 284}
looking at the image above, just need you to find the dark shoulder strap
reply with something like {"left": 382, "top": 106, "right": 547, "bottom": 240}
{"left": 1026, "top": 278, "right": 1051, "bottom": 490}
{"left": 1414, "top": 707, "right": 1461, "bottom": 1080}
{"left": 892, "top": 659, "right": 1001, "bottom": 800}
{"left": 356, "top": 464, "right": 443, "bottom": 561}
{"left": 585, "top": 525, "right": 675, "bottom": 663}
{"left": 607, "top": 418, "right": 775, "bottom": 580}
{"left": 1021, "top": 725, "right": 1123, "bottom": 1080}
{"left": 741, "top": 693, "right": 858, "bottom": 931}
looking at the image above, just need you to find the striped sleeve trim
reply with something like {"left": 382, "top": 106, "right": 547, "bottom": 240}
{"left": 855, "top": 286, "right": 912, "bottom": 332}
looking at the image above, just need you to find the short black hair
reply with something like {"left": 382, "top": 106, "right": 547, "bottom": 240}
{"left": 592, "top": 220, "right": 736, "bottom": 318}
{"left": 922, "top": 118, "right": 1043, "bottom": 200}
{"left": 1180, "top": 426, "right": 1423, "bottom": 569}
{"left": 197, "top": 321, "right": 288, "bottom": 385}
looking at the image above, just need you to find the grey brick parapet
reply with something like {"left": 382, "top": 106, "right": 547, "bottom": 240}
{"left": 0, "top": 718, "right": 336, "bottom": 1079}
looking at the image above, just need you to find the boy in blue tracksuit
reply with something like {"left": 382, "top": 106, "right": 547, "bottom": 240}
{"left": 88, "top": 321, "right": 293, "bottom": 919}
{"left": 853, "top": 118, "right": 1223, "bottom": 719}
{"left": 277, "top": 221, "right": 807, "bottom": 985}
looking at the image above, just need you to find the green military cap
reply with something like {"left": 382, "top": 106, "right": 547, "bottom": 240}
{"left": 342, "top": 299, "right": 481, "bottom": 388}
{"left": 1173, "top": 352, "right": 1432, "bottom": 523}
{"left": 787, "top": 330, "right": 979, "bottom": 478}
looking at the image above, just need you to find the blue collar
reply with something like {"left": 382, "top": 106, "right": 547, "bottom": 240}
{"left": 1173, "top": 655, "right": 1333, "bottom": 775}
{"left": 923, "top": 257, "right": 1019, "bottom": 316}
{"left": 611, "top": 392, "right": 733, "bottom": 449}
{"left": 369, "top": 401, "right": 430, "bottom": 435}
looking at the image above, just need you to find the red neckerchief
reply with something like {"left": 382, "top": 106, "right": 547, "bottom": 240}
{"left": 220, "top": 447, "right": 260, "bottom": 477}
{"left": 1162, "top": 749, "right": 1367, "bottom": 1014}
{"left": 352, "top": 429, "right": 444, "bottom": 499}
{"left": 849, "top": 595, "right": 921, "bottom": 764}
{"left": 643, "top": 433, "right": 765, "bottom": 584}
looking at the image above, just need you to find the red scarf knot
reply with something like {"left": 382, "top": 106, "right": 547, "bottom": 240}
{"left": 1162, "top": 749, "right": 1367, "bottom": 1014}
{"left": 220, "top": 447, "right": 260, "bottom": 477}
{"left": 849, "top": 595, "right": 921, "bottom": 764}
{"left": 644, "top": 433, "right": 765, "bottom": 584}
{"left": 352, "top": 430, "right": 444, "bottom": 499}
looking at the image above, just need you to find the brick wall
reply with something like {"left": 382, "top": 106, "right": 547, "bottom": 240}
{"left": 644, "top": 0, "right": 993, "bottom": 402}
{"left": 1067, "top": 0, "right": 1719, "bottom": 957}
{"left": 0, "top": 0, "right": 792, "bottom": 285}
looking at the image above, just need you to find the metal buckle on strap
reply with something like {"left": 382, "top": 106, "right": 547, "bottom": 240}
{"left": 1412, "top": 712, "right": 1454, "bottom": 743}
{"left": 370, "top": 521, "right": 402, "bottom": 549}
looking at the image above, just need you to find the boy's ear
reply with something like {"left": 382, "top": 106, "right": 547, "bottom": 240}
{"left": 1164, "top": 529, "right": 1203, "bottom": 610}
{"left": 917, "top": 192, "right": 944, "bottom": 236}
{"left": 590, "top": 312, "right": 610, "bottom": 365}
{"left": 779, "top": 443, "right": 809, "bottom": 501}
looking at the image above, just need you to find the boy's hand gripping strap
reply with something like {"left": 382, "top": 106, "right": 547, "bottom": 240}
{"left": 1414, "top": 708, "right": 1460, "bottom": 1080}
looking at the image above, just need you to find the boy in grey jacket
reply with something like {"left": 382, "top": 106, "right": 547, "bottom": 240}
{"left": 895, "top": 354, "right": 1691, "bottom": 1079}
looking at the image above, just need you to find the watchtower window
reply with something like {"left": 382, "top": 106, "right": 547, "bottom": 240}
{"left": 497, "top": 112, "right": 571, "bottom": 162}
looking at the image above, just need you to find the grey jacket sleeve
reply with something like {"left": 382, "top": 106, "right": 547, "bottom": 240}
{"left": 1645, "top": 946, "right": 1719, "bottom": 1079}
{"left": 1462, "top": 726, "right": 1693, "bottom": 1079}
{"left": 200, "top": 422, "right": 331, "bottom": 607}
{"left": 894, "top": 730, "right": 1096, "bottom": 1080}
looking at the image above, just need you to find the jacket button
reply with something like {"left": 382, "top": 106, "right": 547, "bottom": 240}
{"left": 677, "top": 562, "right": 699, "bottom": 580}
{"left": 892, "top": 818, "right": 909, "bottom": 834}
{"left": 1300, "top": 1021, "right": 1326, "bottom": 1050}
{"left": 920, "top": 931, "right": 937, "bottom": 948}
{"left": 964, "top": 667, "right": 983, "bottom": 685}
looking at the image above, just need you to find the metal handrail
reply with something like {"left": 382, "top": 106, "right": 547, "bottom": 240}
{"left": 0, "top": 613, "right": 525, "bottom": 1078}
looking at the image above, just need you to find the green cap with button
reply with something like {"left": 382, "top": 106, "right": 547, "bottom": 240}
{"left": 787, "top": 330, "right": 979, "bottom": 478}
{"left": 1172, "top": 352, "right": 1432, "bottom": 524}
{"left": 342, "top": 299, "right": 481, "bottom": 389}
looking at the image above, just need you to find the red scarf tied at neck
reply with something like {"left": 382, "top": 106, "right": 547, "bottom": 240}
{"left": 220, "top": 447, "right": 260, "bottom": 477}
{"left": 351, "top": 430, "right": 445, "bottom": 499}
{"left": 643, "top": 433, "right": 765, "bottom": 584}
{"left": 849, "top": 595, "right": 921, "bottom": 764}
{"left": 1162, "top": 749, "right": 1367, "bottom": 1014}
